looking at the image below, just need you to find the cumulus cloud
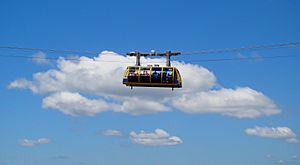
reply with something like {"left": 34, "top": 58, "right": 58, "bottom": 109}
{"left": 245, "top": 126, "right": 299, "bottom": 143}
{"left": 42, "top": 92, "right": 110, "bottom": 116}
{"left": 129, "top": 129, "right": 182, "bottom": 146}
{"left": 286, "top": 138, "right": 300, "bottom": 144}
{"left": 8, "top": 78, "right": 37, "bottom": 92}
{"left": 113, "top": 97, "right": 171, "bottom": 115}
{"left": 37, "top": 138, "right": 51, "bottom": 144}
{"left": 173, "top": 87, "right": 280, "bottom": 118}
{"left": 100, "top": 129, "right": 122, "bottom": 136}
{"left": 266, "top": 154, "right": 272, "bottom": 159}
{"left": 8, "top": 51, "right": 281, "bottom": 118}
{"left": 32, "top": 51, "right": 50, "bottom": 65}
{"left": 277, "top": 160, "right": 285, "bottom": 164}
{"left": 19, "top": 138, "right": 50, "bottom": 147}
{"left": 245, "top": 126, "right": 296, "bottom": 138}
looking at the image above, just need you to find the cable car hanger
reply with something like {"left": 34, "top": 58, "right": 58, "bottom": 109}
{"left": 126, "top": 50, "right": 181, "bottom": 67}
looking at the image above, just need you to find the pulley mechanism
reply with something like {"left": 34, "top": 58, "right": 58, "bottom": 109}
{"left": 126, "top": 50, "right": 181, "bottom": 67}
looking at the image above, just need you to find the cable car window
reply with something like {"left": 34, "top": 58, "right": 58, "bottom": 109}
{"left": 128, "top": 67, "right": 138, "bottom": 82}
{"left": 140, "top": 67, "right": 150, "bottom": 83}
{"left": 162, "top": 68, "right": 173, "bottom": 84}
{"left": 151, "top": 67, "right": 162, "bottom": 83}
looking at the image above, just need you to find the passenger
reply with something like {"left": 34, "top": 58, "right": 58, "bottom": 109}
{"left": 163, "top": 72, "right": 167, "bottom": 82}
{"left": 153, "top": 71, "right": 158, "bottom": 78}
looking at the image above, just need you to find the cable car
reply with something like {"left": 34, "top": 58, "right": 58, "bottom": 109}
{"left": 123, "top": 51, "right": 182, "bottom": 90}
{"left": 123, "top": 65, "right": 182, "bottom": 89}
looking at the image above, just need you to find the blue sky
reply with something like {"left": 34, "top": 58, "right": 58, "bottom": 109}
{"left": 0, "top": 0, "right": 300, "bottom": 165}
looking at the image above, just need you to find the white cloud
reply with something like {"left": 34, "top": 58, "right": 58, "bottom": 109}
{"left": 42, "top": 92, "right": 110, "bottom": 116}
{"left": 173, "top": 87, "right": 280, "bottom": 118}
{"left": 245, "top": 126, "right": 299, "bottom": 143}
{"left": 277, "top": 160, "right": 285, "bottom": 164}
{"left": 245, "top": 126, "right": 296, "bottom": 138}
{"left": 32, "top": 51, "right": 50, "bottom": 65}
{"left": 101, "top": 129, "right": 122, "bottom": 136}
{"left": 8, "top": 78, "right": 37, "bottom": 92}
{"left": 37, "top": 138, "right": 51, "bottom": 144}
{"left": 236, "top": 53, "right": 263, "bottom": 62}
{"left": 129, "top": 128, "right": 182, "bottom": 146}
{"left": 19, "top": 139, "right": 36, "bottom": 147}
{"left": 19, "top": 138, "right": 51, "bottom": 147}
{"left": 266, "top": 154, "right": 272, "bottom": 159}
{"left": 286, "top": 138, "right": 300, "bottom": 144}
{"left": 8, "top": 51, "right": 281, "bottom": 118}
{"left": 113, "top": 97, "right": 170, "bottom": 115}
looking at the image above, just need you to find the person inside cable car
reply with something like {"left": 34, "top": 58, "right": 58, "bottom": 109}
{"left": 152, "top": 69, "right": 161, "bottom": 83}
{"left": 140, "top": 68, "right": 150, "bottom": 83}
{"left": 153, "top": 70, "right": 158, "bottom": 78}
{"left": 128, "top": 67, "right": 138, "bottom": 82}
{"left": 161, "top": 68, "right": 172, "bottom": 84}
{"left": 162, "top": 71, "right": 167, "bottom": 83}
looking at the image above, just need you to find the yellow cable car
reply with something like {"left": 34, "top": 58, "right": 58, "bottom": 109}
{"left": 123, "top": 65, "right": 182, "bottom": 89}
{"left": 123, "top": 50, "right": 182, "bottom": 90}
